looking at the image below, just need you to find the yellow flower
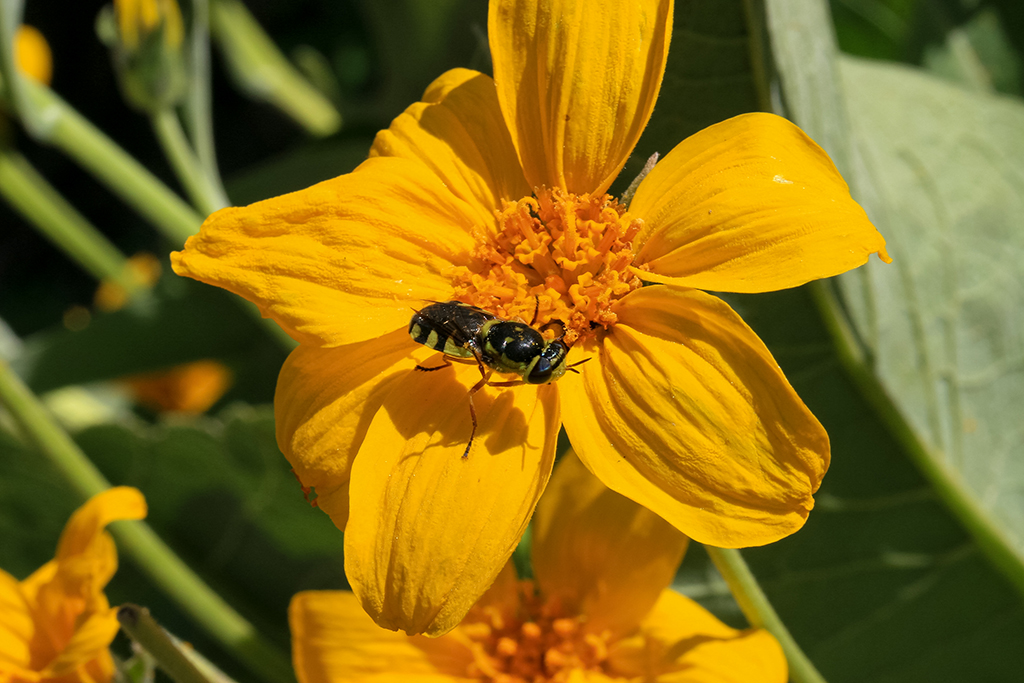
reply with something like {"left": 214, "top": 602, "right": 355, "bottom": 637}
{"left": 120, "top": 359, "right": 233, "bottom": 414}
{"left": 289, "top": 453, "right": 786, "bottom": 683}
{"left": 108, "top": 0, "right": 186, "bottom": 111}
{"left": 93, "top": 252, "right": 163, "bottom": 313}
{"left": 14, "top": 26, "right": 52, "bottom": 86}
{"left": 172, "top": 0, "right": 889, "bottom": 635}
{"left": 113, "top": 0, "right": 184, "bottom": 51}
{"left": 0, "top": 488, "right": 148, "bottom": 683}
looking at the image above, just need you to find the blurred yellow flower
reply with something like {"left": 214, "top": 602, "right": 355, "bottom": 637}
{"left": 14, "top": 26, "right": 52, "bottom": 86}
{"left": 121, "top": 359, "right": 233, "bottom": 414}
{"left": 290, "top": 454, "right": 786, "bottom": 683}
{"left": 108, "top": 0, "right": 186, "bottom": 111}
{"left": 173, "top": 0, "right": 889, "bottom": 635}
{"left": 0, "top": 488, "right": 147, "bottom": 683}
{"left": 114, "top": 0, "right": 183, "bottom": 51}
{"left": 94, "top": 252, "right": 162, "bottom": 313}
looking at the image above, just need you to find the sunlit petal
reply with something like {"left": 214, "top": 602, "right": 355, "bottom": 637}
{"left": 371, "top": 68, "right": 531, "bottom": 232}
{"left": 608, "top": 590, "right": 787, "bottom": 682}
{"left": 56, "top": 487, "right": 147, "bottom": 568}
{"left": 290, "top": 591, "right": 474, "bottom": 683}
{"left": 532, "top": 452, "right": 687, "bottom": 638}
{"left": 489, "top": 0, "right": 672, "bottom": 194}
{"left": 41, "top": 608, "right": 119, "bottom": 678}
{"left": 0, "top": 570, "right": 32, "bottom": 670}
{"left": 631, "top": 113, "right": 890, "bottom": 292}
{"left": 345, "top": 362, "right": 559, "bottom": 636}
{"left": 172, "top": 157, "right": 480, "bottom": 347}
{"left": 275, "top": 329, "right": 428, "bottom": 530}
{"left": 560, "top": 286, "right": 828, "bottom": 547}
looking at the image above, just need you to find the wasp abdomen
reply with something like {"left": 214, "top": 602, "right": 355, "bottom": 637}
{"left": 409, "top": 301, "right": 493, "bottom": 360}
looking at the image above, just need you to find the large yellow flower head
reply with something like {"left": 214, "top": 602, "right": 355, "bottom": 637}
{"left": 289, "top": 453, "right": 786, "bottom": 682}
{"left": 0, "top": 488, "right": 147, "bottom": 683}
{"left": 172, "top": 0, "right": 889, "bottom": 636}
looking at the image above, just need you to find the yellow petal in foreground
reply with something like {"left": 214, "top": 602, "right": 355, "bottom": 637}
{"left": 561, "top": 286, "right": 828, "bottom": 548}
{"left": 489, "top": 0, "right": 672, "bottom": 195}
{"left": 631, "top": 113, "right": 890, "bottom": 293}
{"left": 171, "top": 156, "right": 478, "bottom": 348}
{"left": 274, "top": 329, "right": 427, "bottom": 530}
{"left": 532, "top": 452, "right": 687, "bottom": 639}
{"left": 344, "top": 361, "right": 559, "bottom": 636}
{"left": 0, "top": 487, "right": 147, "bottom": 683}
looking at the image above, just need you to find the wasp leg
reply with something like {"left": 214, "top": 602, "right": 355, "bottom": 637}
{"left": 416, "top": 355, "right": 478, "bottom": 372}
{"left": 463, "top": 366, "right": 493, "bottom": 459}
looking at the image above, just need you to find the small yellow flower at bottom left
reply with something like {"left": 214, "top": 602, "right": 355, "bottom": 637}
{"left": 0, "top": 487, "right": 147, "bottom": 683}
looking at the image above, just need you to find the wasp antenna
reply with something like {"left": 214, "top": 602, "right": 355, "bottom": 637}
{"left": 567, "top": 357, "right": 591, "bottom": 369}
{"left": 529, "top": 295, "right": 541, "bottom": 326}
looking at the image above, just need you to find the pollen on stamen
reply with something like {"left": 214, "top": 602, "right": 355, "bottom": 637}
{"left": 455, "top": 580, "right": 614, "bottom": 683}
{"left": 449, "top": 187, "right": 645, "bottom": 343}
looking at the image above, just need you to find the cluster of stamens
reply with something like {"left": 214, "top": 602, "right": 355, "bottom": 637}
{"left": 459, "top": 581, "right": 613, "bottom": 682}
{"left": 450, "top": 188, "right": 644, "bottom": 343}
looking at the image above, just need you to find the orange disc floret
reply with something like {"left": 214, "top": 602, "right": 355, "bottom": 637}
{"left": 450, "top": 189, "right": 645, "bottom": 343}
{"left": 459, "top": 580, "right": 613, "bottom": 683}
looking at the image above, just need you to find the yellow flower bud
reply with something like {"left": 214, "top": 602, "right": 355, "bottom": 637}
{"left": 106, "top": 0, "right": 187, "bottom": 111}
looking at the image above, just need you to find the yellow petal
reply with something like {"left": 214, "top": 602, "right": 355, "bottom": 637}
{"left": 290, "top": 591, "right": 474, "bottom": 683}
{"left": 171, "top": 157, "right": 480, "bottom": 347}
{"left": 608, "top": 590, "right": 787, "bottom": 682}
{"left": 370, "top": 68, "right": 531, "bottom": 230}
{"left": 631, "top": 113, "right": 890, "bottom": 292}
{"left": 560, "top": 286, "right": 828, "bottom": 547}
{"left": 275, "top": 329, "right": 427, "bottom": 530}
{"left": 345, "top": 361, "right": 559, "bottom": 636}
{"left": 489, "top": 0, "right": 672, "bottom": 195}
{"left": 0, "top": 569, "right": 32, "bottom": 669}
{"left": 532, "top": 451, "right": 687, "bottom": 638}
{"left": 40, "top": 607, "right": 119, "bottom": 679}
{"left": 56, "top": 488, "right": 147, "bottom": 566}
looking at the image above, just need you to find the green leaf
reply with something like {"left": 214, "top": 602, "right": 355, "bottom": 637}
{"left": 836, "top": 56, "right": 1024, "bottom": 590}
{"left": 15, "top": 274, "right": 280, "bottom": 395}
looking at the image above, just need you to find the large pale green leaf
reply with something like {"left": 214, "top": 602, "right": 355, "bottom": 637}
{"left": 837, "top": 56, "right": 1024, "bottom": 581}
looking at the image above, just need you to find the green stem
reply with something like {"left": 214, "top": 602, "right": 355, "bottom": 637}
{"left": 20, "top": 77, "right": 203, "bottom": 245}
{"left": 151, "top": 108, "right": 228, "bottom": 216}
{"left": 118, "top": 605, "right": 217, "bottom": 683}
{"left": 706, "top": 546, "right": 827, "bottom": 683}
{"left": 210, "top": 0, "right": 341, "bottom": 137}
{"left": 184, "top": 0, "right": 222, "bottom": 183}
{"left": 0, "top": 0, "right": 37, "bottom": 135}
{"left": 0, "top": 362, "right": 295, "bottom": 683}
{"left": 0, "top": 148, "right": 140, "bottom": 293}
{"left": 810, "top": 280, "right": 1024, "bottom": 599}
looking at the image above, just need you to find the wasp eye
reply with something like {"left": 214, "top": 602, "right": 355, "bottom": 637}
{"left": 525, "top": 359, "right": 554, "bottom": 384}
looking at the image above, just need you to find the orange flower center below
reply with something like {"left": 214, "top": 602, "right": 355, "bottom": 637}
{"left": 450, "top": 188, "right": 645, "bottom": 343}
{"left": 460, "top": 580, "right": 613, "bottom": 683}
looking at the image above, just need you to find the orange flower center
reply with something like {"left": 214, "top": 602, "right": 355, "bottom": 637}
{"left": 460, "top": 581, "right": 614, "bottom": 683}
{"left": 450, "top": 188, "right": 645, "bottom": 343}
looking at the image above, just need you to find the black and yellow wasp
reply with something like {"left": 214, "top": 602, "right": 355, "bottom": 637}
{"left": 408, "top": 300, "right": 584, "bottom": 458}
